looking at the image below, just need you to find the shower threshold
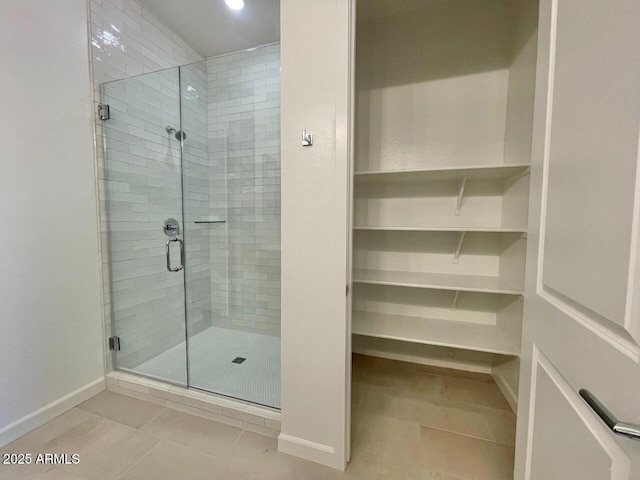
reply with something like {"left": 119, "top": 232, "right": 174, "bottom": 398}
{"left": 105, "top": 370, "right": 281, "bottom": 438}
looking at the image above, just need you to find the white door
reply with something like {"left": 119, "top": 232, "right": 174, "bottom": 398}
{"left": 515, "top": 0, "right": 640, "bottom": 478}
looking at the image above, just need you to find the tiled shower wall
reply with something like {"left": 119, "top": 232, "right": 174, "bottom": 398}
{"left": 207, "top": 46, "right": 281, "bottom": 337}
{"left": 89, "top": 0, "right": 202, "bottom": 85}
{"left": 89, "top": 0, "right": 204, "bottom": 372}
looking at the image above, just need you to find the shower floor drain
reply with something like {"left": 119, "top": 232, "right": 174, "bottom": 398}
{"left": 232, "top": 357, "right": 246, "bottom": 364}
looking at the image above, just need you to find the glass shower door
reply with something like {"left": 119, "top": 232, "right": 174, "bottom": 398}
{"left": 100, "top": 50, "right": 281, "bottom": 407}
{"left": 101, "top": 67, "right": 188, "bottom": 386}
{"left": 181, "top": 46, "right": 281, "bottom": 408}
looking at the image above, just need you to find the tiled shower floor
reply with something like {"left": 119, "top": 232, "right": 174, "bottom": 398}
{"left": 134, "top": 327, "right": 281, "bottom": 408}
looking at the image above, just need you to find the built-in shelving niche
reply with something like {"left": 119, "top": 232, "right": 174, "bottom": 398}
{"left": 353, "top": 282, "right": 522, "bottom": 355}
{"left": 354, "top": 228, "right": 527, "bottom": 291}
{"left": 351, "top": 171, "right": 528, "bottom": 411}
{"left": 351, "top": 0, "right": 539, "bottom": 414}
{"left": 354, "top": 164, "right": 530, "bottom": 232}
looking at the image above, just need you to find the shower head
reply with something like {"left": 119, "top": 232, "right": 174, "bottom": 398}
{"left": 165, "top": 126, "right": 187, "bottom": 141}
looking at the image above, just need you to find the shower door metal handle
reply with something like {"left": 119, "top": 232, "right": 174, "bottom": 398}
{"left": 166, "top": 237, "right": 184, "bottom": 272}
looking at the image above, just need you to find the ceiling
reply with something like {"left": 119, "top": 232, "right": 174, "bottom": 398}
{"left": 138, "top": 0, "right": 280, "bottom": 58}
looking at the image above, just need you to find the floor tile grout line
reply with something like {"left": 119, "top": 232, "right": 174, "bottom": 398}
{"left": 353, "top": 364, "right": 516, "bottom": 449}
{"left": 100, "top": 385, "right": 283, "bottom": 430}
{"left": 353, "top": 408, "right": 511, "bottom": 447}
{"left": 111, "top": 402, "right": 271, "bottom": 461}
{"left": 227, "top": 429, "right": 247, "bottom": 451}
{"left": 81, "top": 392, "right": 280, "bottom": 452}
{"left": 477, "top": 411, "right": 515, "bottom": 448}
{"left": 78, "top": 401, "right": 261, "bottom": 459}
{"left": 115, "top": 438, "right": 163, "bottom": 480}
{"left": 138, "top": 406, "right": 169, "bottom": 430}
{"left": 9, "top": 406, "right": 162, "bottom": 480}
{"left": 478, "top": 413, "right": 501, "bottom": 446}
{"left": 417, "top": 422, "right": 515, "bottom": 448}
{"left": 357, "top": 410, "right": 510, "bottom": 447}
{"left": 74, "top": 406, "right": 167, "bottom": 437}
{"left": 359, "top": 367, "right": 509, "bottom": 400}
{"left": 354, "top": 381, "right": 512, "bottom": 412}
{"left": 141, "top": 430, "right": 252, "bottom": 463}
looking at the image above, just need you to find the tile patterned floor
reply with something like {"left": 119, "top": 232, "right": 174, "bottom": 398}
{"left": 349, "top": 354, "right": 516, "bottom": 480}
{"left": 0, "top": 354, "right": 515, "bottom": 480}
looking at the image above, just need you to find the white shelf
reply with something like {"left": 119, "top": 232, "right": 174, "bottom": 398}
{"left": 354, "top": 163, "right": 530, "bottom": 182}
{"left": 354, "top": 226, "right": 527, "bottom": 233}
{"left": 353, "top": 310, "right": 520, "bottom": 356}
{"left": 353, "top": 268, "right": 523, "bottom": 295}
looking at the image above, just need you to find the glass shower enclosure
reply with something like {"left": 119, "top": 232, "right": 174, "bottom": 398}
{"left": 99, "top": 45, "right": 281, "bottom": 408}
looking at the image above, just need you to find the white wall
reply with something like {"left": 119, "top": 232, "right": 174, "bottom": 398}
{"left": 355, "top": 0, "right": 510, "bottom": 172}
{"left": 0, "top": 0, "right": 105, "bottom": 446}
{"left": 503, "top": 0, "right": 539, "bottom": 167}
{"left": 278, "top": 0, "right": 352, "bottom": 470}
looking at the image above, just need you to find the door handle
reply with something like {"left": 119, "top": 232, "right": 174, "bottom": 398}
{"left": 166, "top": 237, "right": 184, "bottom": 272}
{"left": 579, "top": 389, "right": 640, "bottom": 439}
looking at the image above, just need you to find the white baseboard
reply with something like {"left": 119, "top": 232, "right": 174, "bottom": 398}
{"left": 278, "top": 433, "right": 344, "bottom": 470}
{"left": 492, "top": 371, "right": 518, "bottom": 413}
{"left": 0, "top": 377, "right": 105, "bottom": 447}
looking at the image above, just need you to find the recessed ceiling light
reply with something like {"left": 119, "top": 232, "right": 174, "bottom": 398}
{"left": 225, "top": 0, "right": 244, "bottom": 10}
